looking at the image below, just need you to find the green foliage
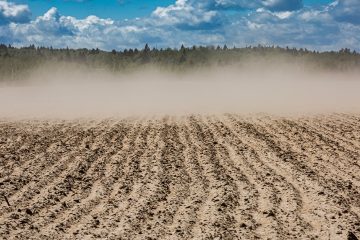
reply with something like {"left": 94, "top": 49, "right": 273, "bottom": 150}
{"left": 0, "top": 43, "right": 359, "bottom": 81}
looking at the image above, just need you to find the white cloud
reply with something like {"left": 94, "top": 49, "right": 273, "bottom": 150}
{"left": 273, "top": 11, "right": 293, "bottom": 19}
{"left": 0, "top": 0, "right": 359, "bottom": 51}
{"left": 224, "top": 5, "right": 360, "bottom": 51}
{"left": 0, "top": 0, "right": 30, "bottom": 24}
{"left": 152, "top": 0, "right": 219, "bottom": 29}
{"left": 330, "top": 0, "right": 360, "bottom": 24}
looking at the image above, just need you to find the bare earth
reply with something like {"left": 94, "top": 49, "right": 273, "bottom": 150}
{"left": 0, "top": 114, "right": 360, "bottom": 239}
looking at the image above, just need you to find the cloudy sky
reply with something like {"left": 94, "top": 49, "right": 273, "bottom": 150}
{"left": 0, "top": 0, "right": 359, "bottom": 51}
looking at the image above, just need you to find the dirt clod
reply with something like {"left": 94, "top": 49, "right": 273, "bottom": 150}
{"left": 25, "top": 209, "right": 33, "bottom": 216}
{"left": 349, "top": 232, "right": 359, "bottom": 240}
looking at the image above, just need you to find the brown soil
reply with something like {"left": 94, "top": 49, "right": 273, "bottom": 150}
{"left": 1, "top": 114, "right": 360, "bottom": 239}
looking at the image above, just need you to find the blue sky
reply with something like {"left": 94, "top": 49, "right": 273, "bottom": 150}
{"left": 1, "top": 0, "right": 360, "bottom": 51}
{"left": 12, "top": 0, "right": 175, "bottom": 20}
{"left": 12, "top": 0, "right": 332, "bottom": 20}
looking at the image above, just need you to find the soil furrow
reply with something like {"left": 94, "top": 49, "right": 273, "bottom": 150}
{"left": 5, "top": 120, "right": 115, "bottom": 238}
{"left": 65, "top": 120, "right": 131, "bottom": 238}
{"left": 228, "top": 115, "right": 360, "bottom": 238}
{"left": 167, "top": 119, "right": 210, "bottom": 239}
{"left": 74, "top": 119, "right": 145, "bottom": 238}
{"left": 203, "top": 115, "right": 261, "bottom": 239}
{"left": 1, "top": 115, "right": 360, "bottom": 240}
{"left": 133, "top": 117, "right": 192, "bottom": 239}
{"left": 36, "top": 120, "right": 129, "bottom": 238}
{"left": 215, "top": 115, "right": 311, "bottom": 239}
{"left": 106, "top": 120, "right": 160, "bottom": 238}
{"left": 0, "top": 122, "right": 80, "bottom": 198}
{"left": 186, "top": 116, "right": 243, "bottom": 239}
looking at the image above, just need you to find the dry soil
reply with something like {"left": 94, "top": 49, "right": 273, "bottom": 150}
{"left": 1, "top": 114, "right": 360, "bottom": 239}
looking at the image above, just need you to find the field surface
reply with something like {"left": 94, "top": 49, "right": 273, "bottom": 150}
{"left": 1, "top": 114, "right": 360, "bottom": 239}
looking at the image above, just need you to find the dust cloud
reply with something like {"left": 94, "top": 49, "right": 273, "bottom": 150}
{"left": 0, "top": 62, "right": 359, "bottom": 119}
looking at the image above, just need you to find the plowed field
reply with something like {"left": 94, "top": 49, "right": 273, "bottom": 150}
{"left": 1, "top": 114, "right": 360, "bottom": 239}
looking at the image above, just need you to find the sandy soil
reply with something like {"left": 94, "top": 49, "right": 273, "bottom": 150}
{"left": 0, "top": 114, "right": 360, "bottom": 239}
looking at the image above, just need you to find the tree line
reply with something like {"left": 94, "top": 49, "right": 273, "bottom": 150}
{"left": 0, "top": 43, "right": 359, "bottom": 80}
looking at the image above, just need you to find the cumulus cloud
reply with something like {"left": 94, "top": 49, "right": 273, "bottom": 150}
{"left": 228, "top": 9, "right": 344, "bottom": 50}
{"left": 0, "top": 0, "right": 31, "bottom": 25}
{"left": 6, "top": 7, "right": 74, "bottom": 47}
{"left": 152, "top": 0, "right": 221, "bottom": 30}
{"left": 0, "top": 0, "right": 359, "bottom": 51}
{"left": 330, "top": 0, "right": 360, "bottom": 25}
{"left": 1, "top": 6, "right": 166, "bottom": 49}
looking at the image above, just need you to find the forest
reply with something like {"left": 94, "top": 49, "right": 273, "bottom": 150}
{"left": 0, "top": 43, "right": 359, "bottom": 81}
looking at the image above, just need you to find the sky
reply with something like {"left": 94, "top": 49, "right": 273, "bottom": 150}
{"left": 0, "top": 0, "right": 359, "bottom": 51}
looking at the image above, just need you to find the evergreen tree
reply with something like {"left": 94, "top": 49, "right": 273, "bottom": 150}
{"left": 144, "top": 43, "right": 150, "bottom": 53}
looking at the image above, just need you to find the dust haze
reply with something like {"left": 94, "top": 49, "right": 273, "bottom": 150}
{"left": 0, "top": 61, "right": 359, "bottom": 119}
